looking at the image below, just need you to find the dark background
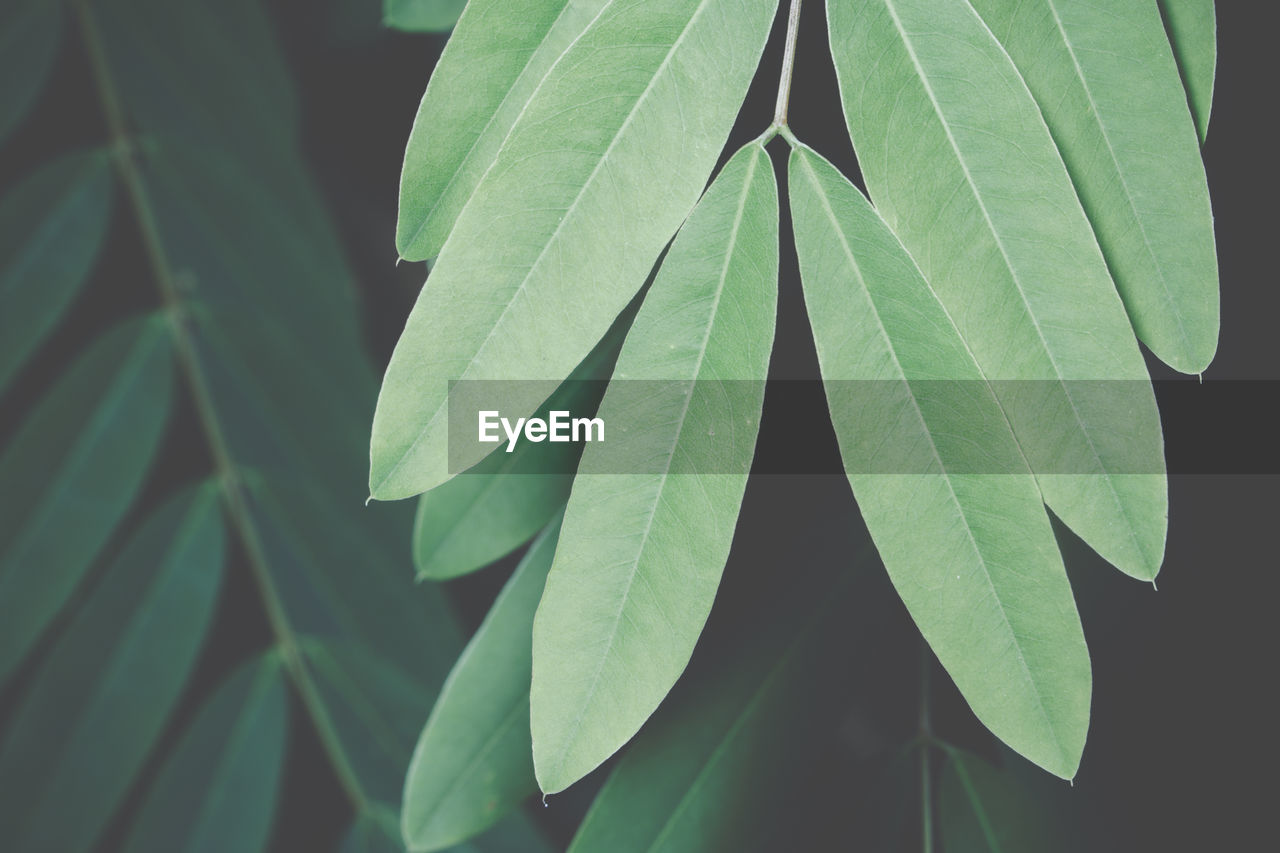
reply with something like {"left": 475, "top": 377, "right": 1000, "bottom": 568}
{"left": 1, "top": 2, "right": 1274, "bottom": 850}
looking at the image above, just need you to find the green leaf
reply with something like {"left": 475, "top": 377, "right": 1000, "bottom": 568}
{"left": 371, "top": 0, "right": 779, "bottom": 499}
{"left": 0, "top": 0, "right": 61, "bottom": 146}
{"left": 567, "top": 570, "right": 858, "bottom": 853}
{"left": 0, "top": 151, "right": 114, "bottom": 395}
{"left": 788, "top": 144, "right": 1089, "bottom": 778}
{"left": 939, "top": 748, "right": 1093, "bottom": 852}
{"left": 461, "top": 814, "right": 556, "bottom": 853}
{"left": 411, "top": 424, "right": 566, "bottom": 582}
{"left": 343, "top": 813, "right": 405, "bottom": 853}
{"left": 396, "top": 0, "right": 609, "bottom": 260}
{"left": 384, "top": 0, "right": 468, "bottom": 33}
{"left": 249, "top": 478, "right": 463, "bottom": 683}
{"left": 825, "top": 0, "right": 1167, "bottom": 581}
{"left": 969, "top": 0, "right": 1218, "bottom": 373}
{"left": 1158, "top": 0, "right": 1216, "bottom": 144}
{"left": 92, "top": 2, "right": 475, "bottom": 817}
{"left": 0, "top": 315, "right": 174, "bottom": 684}
{"left": 301, "top": 638, "right": 439, "bottom": 809}
{"left": 413, "top": 319, "right": 625, "bottom": 580}
{"left": 0, "top": 484, "right": 225, "bottom": 853}
{"left": 348, "top": 811, "right": 553, "bottom": 853}
{"left": 122, "top": 653, "right": 288, "bottom": 853}
{"left": 531, "top": 142, "right": 779, "bottom": 794}
{"left": 348, "top": 811, "right": 552, "bottom": 853}
{"left": 404, "top": 514, "right": 561, "bottom": 850}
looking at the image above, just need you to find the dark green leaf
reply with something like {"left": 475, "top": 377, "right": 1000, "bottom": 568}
{"left": 396, "top": 0, "right": 610, "bottom": 260}
{"left": 371, "top": 0, "right": 779, "bottom": 498}
{"left": 346, "top": 811, "right": 553, "bottom": 853}
{"left": 139, "top": 144, "right": 462, "bottom": 674}
{"left": 343, "top": 813, "right": 405, "bottom": 853}
{"left": 384, "top": 0, "right": 468, "bottom": 32}
{"left": 1159, "top": 0, "right": 1216, "bottom": 143}
{"left": 0, "top": 315, "right": 174, "bottom": 684}
{"left": 825, "top": 0, "right": 1166, "bottom": 581}
{"left": 970, "top": 0, "right": 1218, "bottom": 373}
{"left": 531, "top": 142, "right": 779, "bottom": 793}
{"left": 141, "top": 142, "right": 372, "bottom": 492}
{"left": 0, "top": 0, "right": 61, "bottom": 146}
{"left": 411, "top": 440, "right": 566, "bottom": 582}
{"left": 93, "top": 0, "right": 310, "bottom": 201}
{"left": 413, "top": 321, "right": 624, "bottom": 580}
{"left": 567, "top": 570, "right": 859, "bottom": 853}
{"left": 404, "top": 514, "right": 561, "bottom": 850}
{"left": 0, "top": 484, "right": 225, "bottom": 853}
{"left": 461, "top": 813, "right": 555, "bottom": 853}
{"left": 0, "top": 150, "right": 114, "bottom": 394}
{"left": 301, "top": 638, "right": 439, "bottom": 810}
{"left": 122, "top": 653, "right": 288, "bottom": 853}
{"left": 939, "top": 747, "right": 1096, "bottom": 852}
{"left": 249, "top": 478, "right": 463, "bottom": 683}
{"left": 788, "top": 144, "right": 1089, "bottom": 778}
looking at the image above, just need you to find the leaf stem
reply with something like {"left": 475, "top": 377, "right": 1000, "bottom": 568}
{"left": 75, "top": 0, "right": 370, "bottom": 814}
{"left": 773, "top": 0, "right": 804, "bottom": 126}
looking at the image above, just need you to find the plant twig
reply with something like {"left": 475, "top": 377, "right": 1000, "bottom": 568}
{"left": 773, "top": 0, "right": 804, "bottom": 126}
{"left": 75, "top": 0, "right": 370, "bottom": 814}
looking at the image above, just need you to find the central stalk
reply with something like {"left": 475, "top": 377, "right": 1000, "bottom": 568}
{"left": 773, "top": 0, "right": 804, "bottom": 126}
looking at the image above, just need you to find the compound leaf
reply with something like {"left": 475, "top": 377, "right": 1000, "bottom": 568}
{"left": 789, "top": 144, "right": 1089, "bottom": 778}
{"left": 396, "top": 0, "right": 610, "bottom": 260}
{"left": 0, "top": 485, "right": 225, "bottom": 853}
{"left": 1158, "top": 0, "right": 1216, "bottom": 143}
{"left": 404, "top": 514, "right": 561, "bottom": 851}
{"left": 371, "top": 0, "right": 779, "bottom": 499}
{"left": 0, "top": 150, "right": 114, "bottom": 395}
{"left": 0, "top": 315, "right": 174, "bottom": 684}
{"left": 825, "top": 0, "right": 1166, "bottom": 581}
{"left": 531, "top": 142, "right": 779, "bottom": 793}
{"left": 89, "top": 2, "right": 471, "bottom": 827}
{"left": 122, "top": 653, "right": 288, "bottom": 853}
{"left": 970, "top": 0, "right": 1218, "bottom": 373}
